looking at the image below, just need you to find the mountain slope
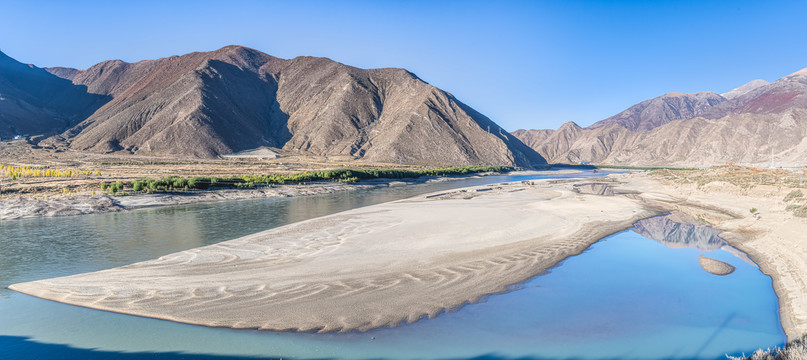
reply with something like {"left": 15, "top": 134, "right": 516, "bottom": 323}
{"left": 514, "top": 68, "right": 807, "bottom": 166}
{"left": 0, "top": 51, "right": 107, "bottom": 139}
{"left": 588, "top": 91, "right": 726, "bottom": 131}
{"left": 45, "top": 46, "right": 544, "bottom": 166}
{"left": 721, "top": 79, "right": 769, "bottom": 100}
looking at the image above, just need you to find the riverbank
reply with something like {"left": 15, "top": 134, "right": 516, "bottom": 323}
{"left": 10, "top": 167, "right": 806, "bottom": 342}
{"left": 1, "top": 170, "right": 568, "bottom": 221}
{"left": 612, "top": 168, "right": 807, "bottom": 341}
{"left": 10, "top": 176, "right": 662, "bottom": 332}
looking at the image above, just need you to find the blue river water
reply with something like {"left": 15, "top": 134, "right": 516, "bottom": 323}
{"left": 0, "top": 171, "right": 785, "bottom": 359}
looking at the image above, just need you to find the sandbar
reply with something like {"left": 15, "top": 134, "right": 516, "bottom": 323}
{"left": 10, "top": 178, "right": 659, "bottom": 332}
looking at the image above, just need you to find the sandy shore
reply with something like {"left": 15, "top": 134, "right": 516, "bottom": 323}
{"left": 12, "top": 169, "right": 805, "bottom": 339}
{"left": 0, "top": 172, "right": 515, "bottom": 221}
{"left": 10, "top": 177, "right": 661, "bottom": 332}
{"left": 609, "top": 172, "right": 807, "bottom": 340}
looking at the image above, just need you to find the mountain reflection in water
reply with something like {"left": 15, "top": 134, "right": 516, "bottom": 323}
{"left": 633, "top": 212, "right": 756, "bottom": 266}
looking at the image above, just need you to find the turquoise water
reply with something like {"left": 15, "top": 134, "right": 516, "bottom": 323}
{"left": 0, "top": 171, "right": 785, "bottom": 359}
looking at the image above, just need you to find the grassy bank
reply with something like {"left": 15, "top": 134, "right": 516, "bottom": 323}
{"left": 102, "top": 165, "right": 515, "bottom": 194}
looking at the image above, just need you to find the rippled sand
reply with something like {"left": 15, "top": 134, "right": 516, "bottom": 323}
{"left": 10, "top": 179, "right": 658, "bottom": 332}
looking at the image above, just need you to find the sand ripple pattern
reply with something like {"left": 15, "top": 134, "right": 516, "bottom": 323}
{"left": 10, "top": 180, "right": 659, "bottom": 332}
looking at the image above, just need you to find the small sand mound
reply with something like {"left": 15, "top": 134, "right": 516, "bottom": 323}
{"left": 574, "top": 183, "right": 614, "bottom": 196}
{"left": 698, "top": 255, "right": 735, "bottom": 275}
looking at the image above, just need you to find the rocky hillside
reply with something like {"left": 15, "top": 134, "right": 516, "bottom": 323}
{"left": 27, "top": 46, "right": 544, "bottom": 167}
{"left": 0, "top": 51, "right": 107, "bottom": 139}
{"left": 513, "top": 68, "right": 807, "bottom": 167}
{"left": 588, "top": 91, "right": 726, "bottom": 131}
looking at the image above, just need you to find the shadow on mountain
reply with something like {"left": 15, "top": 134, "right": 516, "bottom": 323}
{"left": 0, "top": 51, "right": 110, "bottom": 138}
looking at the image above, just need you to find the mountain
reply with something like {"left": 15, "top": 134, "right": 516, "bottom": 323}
{"left": 588, "top": 91, "right": 726, "bottom": 131}
{"left": 721, "top": 79, "right": 769, "bottom": 100}
{"left": 0, "top": 51, "right": 107, "bottom": 139}
{"left": 510, "top": 128, "right": 554, "bottom": 149}
{"left": 514, "top": 68, "right": 807, "bottom": 166}
{"left": 33, "top": 46, "right": 544, "bottom": 166}
{"left": 706, "top": 69, "right": 807, "bottom": 118}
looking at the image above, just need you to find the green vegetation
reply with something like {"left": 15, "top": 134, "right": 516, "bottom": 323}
{"left": 750, "top": 207, "right": 758, "bottom": 214}
{"left": 101, "top": 181, "right": 125, "bottom": 195}
{"left": 107, "top": 166, "right": 515, "bottom": 194}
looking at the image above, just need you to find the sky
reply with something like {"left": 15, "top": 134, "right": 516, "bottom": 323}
{"left": 2, "top": 0, "right": 807, "bottom": 131}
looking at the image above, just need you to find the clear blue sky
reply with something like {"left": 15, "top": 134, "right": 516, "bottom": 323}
{"left": 2, "top": 0, "right": 807, "bottom": 130}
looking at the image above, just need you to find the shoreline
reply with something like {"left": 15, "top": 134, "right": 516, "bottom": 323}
{"left": 9, "top": 176, "right": 662, "bottom": 332}
{"left": 609, "top": 171, "right": 807, "bottom": 341}
{"left": 1, "top": 170, "right": 582, "bottom": 221}
{"left": 9, "top": 169, "right": 805, "bottom": 341}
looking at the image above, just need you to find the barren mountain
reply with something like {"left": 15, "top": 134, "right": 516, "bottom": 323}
{"left": 514, "top": 68, "right": 807, "bottom": 166}
{"left": 588, "top": 91, "right": 726, "bottom": 131}
{"left": 721, "top": 79, "right": 769, "bottom": 100}
{"left": 510, "top": 128, "right": 554, "bottom": 148}
{"left": 706, "top": 69, "right": 807, "bottom": 118}
{"left": 37, "top": 46, "right": 544, "bottom": 166}
{"left": 0, "top": 51, "right": 107, "bottom": 139}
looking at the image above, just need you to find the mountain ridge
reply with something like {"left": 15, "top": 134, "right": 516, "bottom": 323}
{"left": 0, "top": 46, "right": 545, "bottom": 167}
{"left": 514, "top": 68, "right": 807, "bottom": 166}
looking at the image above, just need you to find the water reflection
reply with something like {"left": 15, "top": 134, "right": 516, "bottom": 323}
{"left": 633, "top": 213, "right": 724, "bottom": 250}
{"left": 633, "top": 213, "right": 756, "bottom": 266}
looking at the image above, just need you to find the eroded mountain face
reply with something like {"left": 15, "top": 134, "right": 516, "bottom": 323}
{"left": 0, "top": 47, "right": 545, "bottom": 167}
{"left": 514, "top": 68, "right": 807, "bottom": 166}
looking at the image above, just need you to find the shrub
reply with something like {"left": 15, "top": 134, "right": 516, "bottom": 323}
{"left": 784, "top": 190, "right": 804, "bottom": 202}
{"left": 119, "top": 166, "right": 515, "bottom": 194}
{"left": 750, "top": 208, "right": 758, "bottom": 214}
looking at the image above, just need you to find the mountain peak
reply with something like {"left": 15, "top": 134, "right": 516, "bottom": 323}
{"left": 558, "top": 121, "right": 582, "bottom": 130}
{"left": 0, "top": 47, "right": 544, "bottom": 166}
{"left": 721, "top": 79, "right": 770, "bottom": 100}
{"left": 787, "top": 68, "right": 807, "bottom": 78}
{"left": 588, "top": 91, "right": 726, "bottom": 131}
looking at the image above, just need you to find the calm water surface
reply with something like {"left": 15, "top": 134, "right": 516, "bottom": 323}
{"left": 0, "top": 171, "right": 785, "bottom": 359}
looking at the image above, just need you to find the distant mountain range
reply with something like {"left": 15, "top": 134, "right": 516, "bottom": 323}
{"left": 0, "top": 46, "right": 545, "bottom": 167}
{"left": 7, "top": 44, "right": 806, "bottom": 168}
{"left": 513, "top": 69, "right": 807, "bottom": 167}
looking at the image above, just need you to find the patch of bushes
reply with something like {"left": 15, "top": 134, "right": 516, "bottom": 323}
{"left": 786, "top": 204, "right": 807, "bottom": 218}
{"left": 102, "top": 181, "right": 124, "bottom": 195}
{"left": 784, "top": 190, "right": 804, "bottom": 202}
{"left": 103, "top": 166, "right": 515, "bottom": 194}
